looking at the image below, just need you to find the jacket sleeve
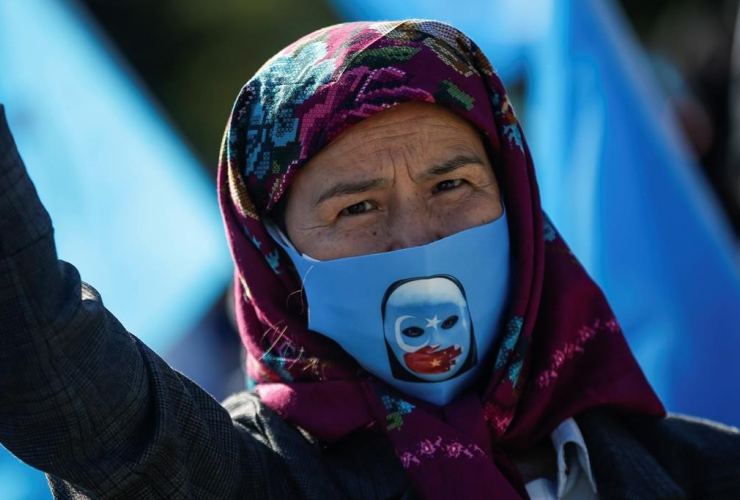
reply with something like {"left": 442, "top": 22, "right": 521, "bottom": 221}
{"left": 0, "top": 105, "right": 275, "bottom": 499}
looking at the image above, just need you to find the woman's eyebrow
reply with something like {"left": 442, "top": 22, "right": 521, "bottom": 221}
{"left": 313, "top": 177, "right": 392, "bottom": 207}
{"left": 312, "top": 154, "right": 485, "bottom": 207}
{"left": 416, "top": 154, "right": 486, "bottom": 181}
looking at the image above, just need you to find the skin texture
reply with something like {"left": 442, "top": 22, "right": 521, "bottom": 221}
{"left": 284, "top": 102, "right": 503, "bottom": 260}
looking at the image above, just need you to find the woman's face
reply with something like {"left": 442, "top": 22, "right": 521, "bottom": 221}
{"left": 285, "top": 102, "right": 503, "bottom": 260}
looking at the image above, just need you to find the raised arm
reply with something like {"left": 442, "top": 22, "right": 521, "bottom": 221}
{"left": 0, "top": 105, "right": 265, "bottom": 498}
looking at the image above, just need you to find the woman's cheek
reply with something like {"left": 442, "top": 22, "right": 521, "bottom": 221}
{"left": 321, "top": 223, "right": 386, "bottom": 258}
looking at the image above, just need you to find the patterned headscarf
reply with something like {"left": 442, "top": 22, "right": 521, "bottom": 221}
{"left": 218, "top": 20, "right": 664, "bottom": 499}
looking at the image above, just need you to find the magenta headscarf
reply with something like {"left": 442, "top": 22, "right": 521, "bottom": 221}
{"left": 217, "top": 20, "right": 664, "bottom": 499}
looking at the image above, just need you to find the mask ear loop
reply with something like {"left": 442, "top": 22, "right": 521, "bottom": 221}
{"left": 263, "top": 217, "right": 298, "bottom": 252}
{"left": 264, "top": 217, "right": 314, "bottom": 315}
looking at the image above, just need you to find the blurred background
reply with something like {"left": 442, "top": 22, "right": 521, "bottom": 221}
{"left": 1, "top": 0, "right": 740, "bottom": 497}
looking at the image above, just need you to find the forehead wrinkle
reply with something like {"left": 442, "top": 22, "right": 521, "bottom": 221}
{"left": 356, "top": 129, "right": 423, "bottom": 160}
{"left": 317, "top": 127, "right": 419, "bottom": 168}
{"left": 317, "top": 135, "right": 424, "bottom": 184}
{"left": 317, "top": 104, "right": 478, "bottom": 165}
{"left": 302, "top": 103, "right": 490, "bottom": 204}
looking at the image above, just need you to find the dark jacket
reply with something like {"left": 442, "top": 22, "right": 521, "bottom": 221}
{"left": 2, "top": 106, "right": 740, "bottom": 500}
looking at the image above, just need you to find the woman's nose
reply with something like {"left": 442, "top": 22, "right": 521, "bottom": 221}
{"left": 388, "top": 202, "right": 443, "bottom": 251}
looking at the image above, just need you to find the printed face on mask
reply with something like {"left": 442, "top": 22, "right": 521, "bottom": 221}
{"left": 284, "top": 101, "right": 503, "bottom": 261}
{"left": 382, "top": 275, "right": 477, "bottom": 383}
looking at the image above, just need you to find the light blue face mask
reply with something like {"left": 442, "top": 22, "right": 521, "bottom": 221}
{"left": 267, "top": 212, "right": 511, "bottom": 406}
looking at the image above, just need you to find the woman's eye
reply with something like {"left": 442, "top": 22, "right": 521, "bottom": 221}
{"left": 434, "top": 179, "right": 464, "bottom": 193}
{"left": 341, "top": 201, "right": 374, "bottom": 216}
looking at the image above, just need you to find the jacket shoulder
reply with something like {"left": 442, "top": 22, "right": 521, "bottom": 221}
{"left": 631, "top": 412, "right": 740, "bottom": 460}
{"left": 628, "top": 412, "right": 740, "bottom": 498}
{"left": 578, "top": 408, "right": 740, "bottom": 500}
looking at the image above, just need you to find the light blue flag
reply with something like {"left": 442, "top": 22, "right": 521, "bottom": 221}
{"left": 329, "top": 0, "right": 740, "bottom": 425}
{"left": 0, "top": 0, "right": 231, "bottom": 497}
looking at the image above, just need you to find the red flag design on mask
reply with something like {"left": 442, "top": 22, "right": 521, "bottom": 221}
{"left": 404, "top": 344, "right": 463, "bottom": 374}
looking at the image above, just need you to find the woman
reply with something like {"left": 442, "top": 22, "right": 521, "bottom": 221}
{"left": 1, "top": 19, "right": 739, "bottom": 500}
